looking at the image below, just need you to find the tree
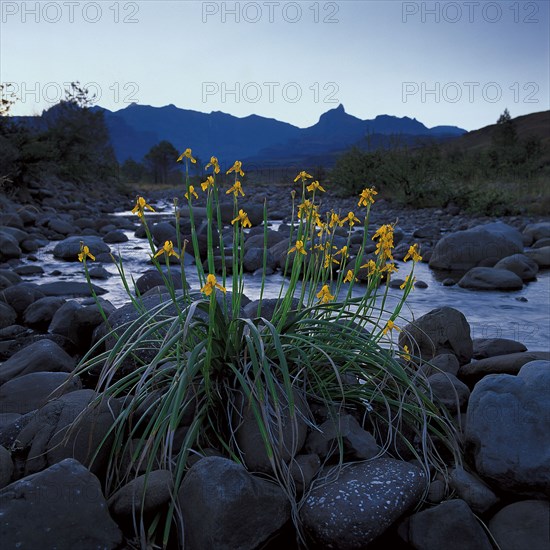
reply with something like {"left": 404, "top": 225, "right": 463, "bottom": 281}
{"left": 121, "top": 158, "right": 148, "bottom": 183}
{"left": 493, "top": 108, "right": 517, "bottom": 148}
{"left": 144, "top": 140, "right": 181, "bottom": 184}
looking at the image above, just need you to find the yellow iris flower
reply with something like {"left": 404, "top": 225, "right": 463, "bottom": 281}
{"left": 154, "top": 240, "right": 180, "bottom": 259}
{"left": 201, "top": 274, "right": 226, "bottom": 296}
{"left": 382, "top": 319, "right": 400, "bottom": 335}
{"left": 358, "top": 187, "right": 378, "bottom": 207}
{"left": 288, "top": 240, "right": 307, "bottom": 255}
{"left": 201, "top": 176, "right": 215, "bottom": 192}
{"left": 78, "top": 242, "right": 95, "bottom": 262}
{"left": 316, "top": 284, "right": 335, "bottom": 304}
{"left": 227, "top": 160, "right": 244, "bottom": 176}
{"left": 306, "top": 180, "right": 325, "bottom": 193}
{"left": 185, "top": 185, "right": 198, "bottom": 200}
{"left": 131, "top": 196, "right": 155, "bottom": 218}
{"left": 294, "top": 170, "right": 313, "bottom": 183}
{"left": 177, "top": 148, "right": 196, "bottom": 163}
{"left": 340, "top": 211, "right": 361, "bottom": 227}
{"left": 404, "top": 244, "right": 422, "bottom": 263}
{"left": 226, "top": 180, "right": 244, "bottom": 197}
{"left": 205, "top": 156, "right": 220, "bottom": 174}
{"left": 231, "top": 209, "right": 252, "bottom": 228}
{"left": 344, "top": 270, "right": 358, "bottom": 283}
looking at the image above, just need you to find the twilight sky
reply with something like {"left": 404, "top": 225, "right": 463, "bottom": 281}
{"left": 1, "top": 0, "right": 548, "bottom": 131}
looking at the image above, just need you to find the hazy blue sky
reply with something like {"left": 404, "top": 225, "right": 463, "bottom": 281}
{"left": 1, "top": 0, "right": 548, "bottom": 130}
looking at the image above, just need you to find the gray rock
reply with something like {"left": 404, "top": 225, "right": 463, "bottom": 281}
{"left": 0, "top": 339, "right": 75, "bottom": 385}
{"left": 429, "top": 222, "right": 523, "bottom": 271}
{"left": 18, "top": 389, "right": 120, "bottom": 476}
{"left": 458, "top": 267, "right": 523, "bottom": 290}
{"left": 178, "top": 456, "right": 290, "bottom": 550}
{"left": 13, "top": 264, "right": 44, "bottom": 276}
{"left": 304, "top": 414, "right": 379, "bottom": 461}
{"left": 243, "top": 297, "right": 301, "bottom": 322}
{"left": 23, "top": 296, "right": 66, "bottom": 330}
{"left": 459, "top": 351, "right": 550, "bottom": 385}
{"left": 88, "top": 265, "right": 110, "bottom": 279}
{"left": 525, "top": 246, "right": 550, "bottom": 268}
{"left": 48, "top": 218, "right": 77, "bottom": 235}
{"left": 472, "top": 338, "right": 527, "bottom": 359}
{"left": 108, "top": 469, "right": 174, "bottom": 516}
{"left": 135, "top": 269, "right": 186, "bottom": 295}
{"left": 0, "top": 458, "right": 122, "bottom": 549}
{"left": 426, "top": 479, "right": 446, "bottom": 504}
{"left": 465, "top": 360, "right": 550, "bottom": 495}
{"left": 403, "top": 499, "right": 492, "bottom": 550}
{"left": 245, "top": 230, "right": 286, "bottom": 251}
{"left": 532, "top": 237, "right": 550, "bottom": 248}
{"left": 52, "top": 235, "right": 110, "bottom": 261}
{"left": 449, "top": 466, "right": 499, "bottom": 514}
{"left": 428, "top": 372, "right": 470, "bottom": 414}
{"left": 493, "top": 254, "right": 539, "bottom": 281}
{"left": 301, "top": 458, "right": 426, "bottom": 549}
{"left": 399, "top": 307, "right": 473, "bottom": 365}
{"left": 0, "top": 445, "right": 13, "bottom": 489}
{"left": 489, "top": 500, "right": 550, "bottom": 550}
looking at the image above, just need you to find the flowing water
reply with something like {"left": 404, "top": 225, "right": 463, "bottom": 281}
{"left": 26, "top": 210, "right": 550, "bottom": 351}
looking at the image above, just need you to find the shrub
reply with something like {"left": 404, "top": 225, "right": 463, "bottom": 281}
{"left": 73, "top": 155, "right": 461, "bottom": 547}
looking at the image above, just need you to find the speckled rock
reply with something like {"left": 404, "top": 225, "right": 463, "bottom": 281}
{"left": 0, "top": 458, "right": 122, "bottom": 550}
{"left": 300, "top": 458, "right": 426, "bottom": 549}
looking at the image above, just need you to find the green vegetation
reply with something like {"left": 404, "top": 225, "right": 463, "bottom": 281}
{"left": 331, "top": 111, "right": 548, "bottom": 216}
{"left": 74, "top": 156, "right": 461, "bottom": 547}
{"left": 0, "top": 83, "right": 118, "bottom": 195}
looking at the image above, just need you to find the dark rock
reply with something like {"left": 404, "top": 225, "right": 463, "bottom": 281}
{"left": 532, "top": 237, "right": 550, "bottom": 248}
{"left": 459, "top": 351, "right": 550, "bottom": 385}
{"left": 88, "top": 265, "right": 110, "bottom": 279}
{"left": 0, "top": 232, "right": 21, "bottom": 261}
{"left": 135, "top": 269, "right": 185, "bottom": 295}
{"left": 522, "top": 221, "right": 550, "bottom": 245}
{"left": 18, "top": 389, "right": 120, "bottom": 476}
{"left": 235, "top": 388, "right": 308, "bottom": 472}
{"left": 108, "top": 469, "right": 174, "bottom": 516}
{"left": 472, "top": 338, "right": 527, "bottom": 359}
{"left": 420, "top": 353, "right": 460, "bottom": 377}
{"left": 426, "top": 479, "right": 446, "bottom": 504}
{"left": 399, "top": 307, "right": 473, "bottom": 365}
{"left": 0, "top": 302, "right": 16, "bottom": 329}
{"left": 0, "top": 371, "right": 81, "bottom": 414}
{"left": 103, "top": 229, "right": 128, "bottom": 243}
{"left": 0, "top": 339, "right": 75, "bottom": 385}
{"left": 0, "top": 283, "right": 45, "bottom": 319}
{"left": 0, "top": 445, "right": 13, "bottom": 489}
{"left": 494, "top": 254, "right": 539, "bottom": 281}
{"left": 489, "top": 500, "right": 550, "bottom": 550}
{"left": 414, "top": 280, "right": 428, "bottom": 289}
{"left": 23, "top": 296, "right": 66, "bottom": 330}
{"left": 178, "top": 456, "right": 290, "bottom": 550}
{"left": 465, "top": 360, "right": 550, "bottom": 496}
{"left": 304, "top": 414, "right": 379, "bottom": 461}
{"left": 449, "top": 466, "right": 499, "bottom": 514}
{"left": 47, "top": 218, "right": 77, "bottom": 235}
{"left": 429, "top": 222, "right": 523, "bottom": 271}
{"left": 38, "top": 281, "right": 107, "bottom": 297}
{"left": 301, "top": 458, "right": 426, "bottom": 549}
{"left": 289, "top": 454, "right": 321, "bottom": 494}
{"left": 244, "top": 230, "right": 286, "bottom": 251}
{"left": 428, "top": 372, "right": 470, "bottom": 414}
{"left": 13, "top": 264, "right": 44, "bottom": 276}
{"left": 524, "top": 246, "right": 550, "bottom": 268}
{"left": 458, "top": 267, "right": 524, "bottom": 290}
{"left": 243, "top": 247, "right": 276, "bottom": 273}
{"left": 402, "top": 499, "right": 492, "bottom": 550}
{"left": 52, "top": 235, "right": 110, "bottom": 261}
{"left": 0, "top": 458, "right": 122, "bottom": 549}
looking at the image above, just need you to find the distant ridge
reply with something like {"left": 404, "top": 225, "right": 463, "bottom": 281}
{"left": 14, "top": 103, "right": 467, "bottom": 166}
